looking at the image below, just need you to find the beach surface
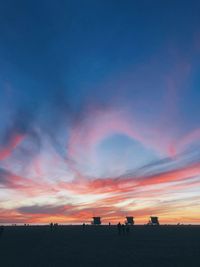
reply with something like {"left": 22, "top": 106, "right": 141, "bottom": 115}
{"left": 0, "top": 225, "right": 200, "bottom": 267}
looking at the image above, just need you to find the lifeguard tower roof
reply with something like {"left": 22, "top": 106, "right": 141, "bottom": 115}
{"left": 126, "top": 216, "right": 135, "bottom": 225}
{"left": 92, "top": 217, "right": 101, "bottom": 225}
{"left": 150, "top": 216, "right": 159, "bottom": 225}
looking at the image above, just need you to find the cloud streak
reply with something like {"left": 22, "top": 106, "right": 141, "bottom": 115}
{"left": 0, "top": 2, "right": 200, "bottom": 224}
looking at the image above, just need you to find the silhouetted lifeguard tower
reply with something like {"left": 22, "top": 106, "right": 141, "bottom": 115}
{"left": 91, "top": 217, "right": 101, "bottom": 225}
{"left": 148, "top": 216, "right": 160, "bottom": 226}
{"left": 125, "top": 216, "right": 135, "bottom": 225}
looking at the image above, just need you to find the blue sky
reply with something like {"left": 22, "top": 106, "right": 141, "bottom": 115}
{"left": 0, "top": 0, "right": 200, "bottom": 224}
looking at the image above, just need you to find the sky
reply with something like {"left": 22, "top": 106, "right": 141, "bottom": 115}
{"left": 0, "top": 0, "right": 200, "bottom": 224}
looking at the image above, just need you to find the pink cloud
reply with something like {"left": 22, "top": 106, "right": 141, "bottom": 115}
{"left": 177, "top": 128, "right": 200, "bottom": 152}
{"left": 58, "top": 161, "right": 200, "bottom": 196}
{"left": 0, "top": 133, "right": 25, "bottom": 161}
{"left": 67, "top": 107, "right": 170, "bottom": 165}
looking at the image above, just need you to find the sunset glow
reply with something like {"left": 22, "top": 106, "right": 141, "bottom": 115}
{"left": 0, "top": 1, "right": 200, "bottom": 224}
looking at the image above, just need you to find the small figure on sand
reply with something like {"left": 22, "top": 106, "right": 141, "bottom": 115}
{"left": 50, "top": 222, "right": 53, "bottom": 231}
{"left": 0, "top": 226, "right": 4, "bottom": 237}
{"left": 122, "top": 224, "right": 125, "bottom": 235}
{"left": 82, "top": 223, "right": 86, "bottom": 230}
{"left": 125, "top": 225, "right": 130, "bottom": 234}
{"left": 117, "top": 222, "right": 122, "bottom": 235}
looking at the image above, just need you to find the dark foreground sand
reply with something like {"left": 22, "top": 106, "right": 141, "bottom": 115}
{"left": 0, "top": 225, "right": 200, "bottom": 267}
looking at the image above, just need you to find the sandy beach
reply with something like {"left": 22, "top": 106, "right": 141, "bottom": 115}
{"left": 0, "top": 225, "right": 200, "bottom": 267}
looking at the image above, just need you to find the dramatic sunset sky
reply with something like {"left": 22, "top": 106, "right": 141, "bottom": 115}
{"left": 0, "top": 0, "right": 200, "bottom": 224}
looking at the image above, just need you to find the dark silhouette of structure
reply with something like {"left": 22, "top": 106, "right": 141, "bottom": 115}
{"left": 148, "top": 216, "right": 160, "bottom": 226}
{"left": 91, "top": 217, "right": 101, "bottom": 225}
{"left": 125, "top": 216, "right": 134, "bottom": 225}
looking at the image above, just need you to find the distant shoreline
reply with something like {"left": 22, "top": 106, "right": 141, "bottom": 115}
{"left": 2, "top": 224, "right": 200, "bottom": 227}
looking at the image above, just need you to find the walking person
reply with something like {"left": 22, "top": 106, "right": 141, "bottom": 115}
{"left": 117, "top": 222, "right": 122, "bottom": 235}
{"left": 122, "top": 224, "right": 125, "bottom": 235}
{"left": 126, "top": 225, "right": 130, "bottom": 235}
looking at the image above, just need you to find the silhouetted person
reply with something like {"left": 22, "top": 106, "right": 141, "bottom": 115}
{"left": 0, "top": 226, "right": 4, "bottom": 237}
{"left": 117, "top": 222, "right": 121, "bottom": 235}
{"left": 122, "top": 224, "right": 125, "bottom": 235}
{"left": 82, "top": 223, "right": 86, "bottom": 230}
{"left": 109, "top": 222, "right": 111, "bottom": 227}
{"left": 50, "top": 222, "right": 53, "bottom": 231}
{"left": 126, "top": 225, "right": 130, "bottom": 235}
{"left": 54, "top": 223, "right": 58, "bottom": 230}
